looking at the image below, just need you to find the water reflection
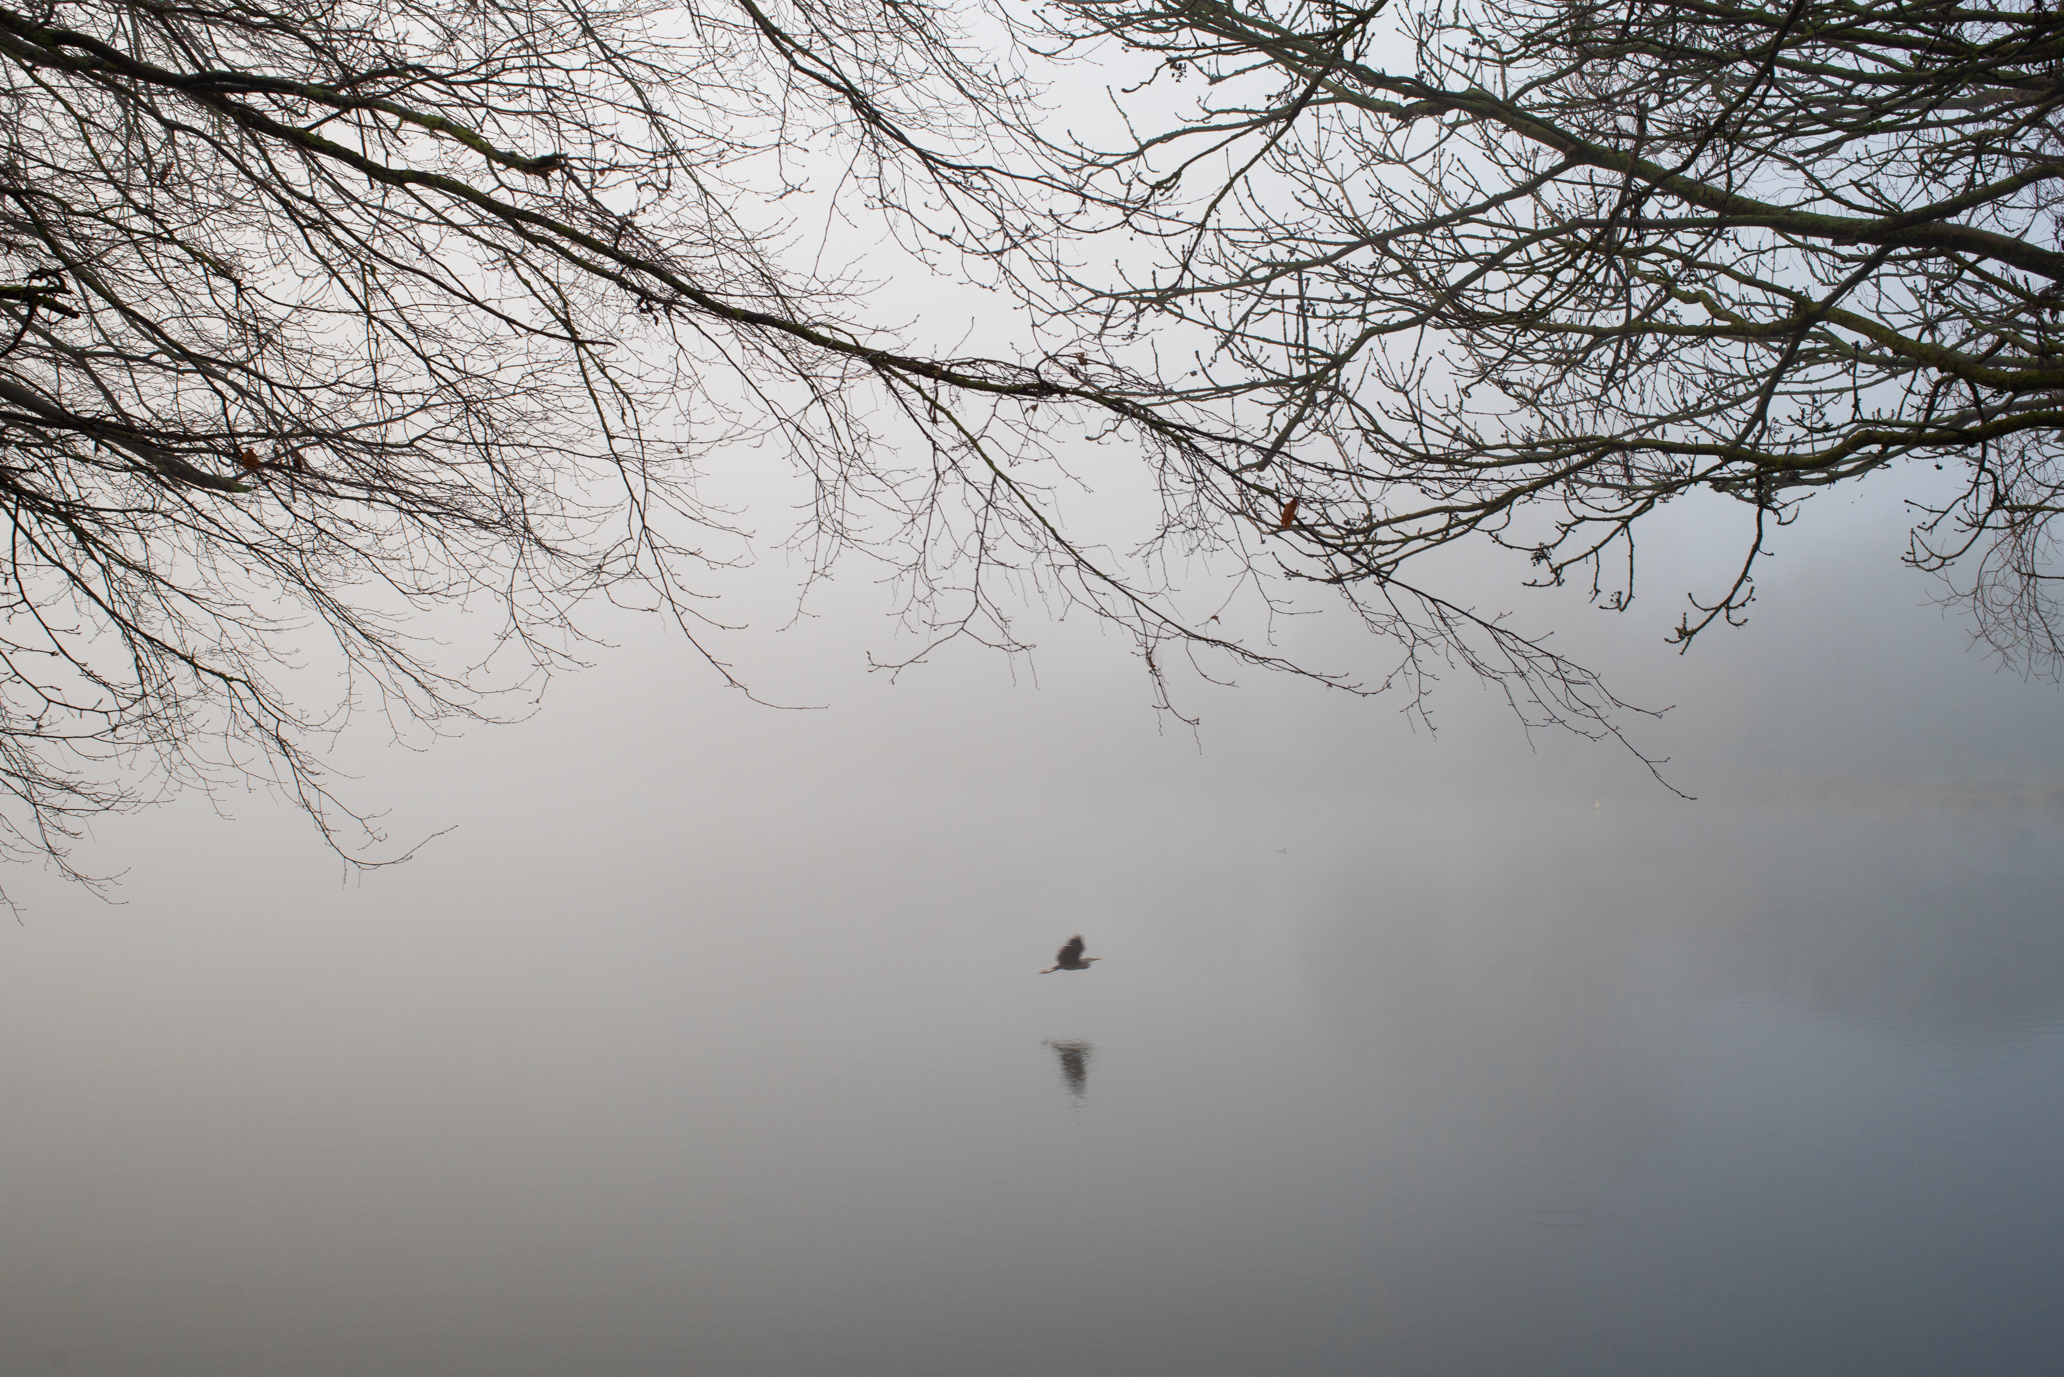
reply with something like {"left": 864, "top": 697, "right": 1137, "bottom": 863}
{"left": 1044, "top": 1038, "right": 1093, "bottom": 1099}
{"left": 4, "top": 797, "right": 2060, "bottom": 1377}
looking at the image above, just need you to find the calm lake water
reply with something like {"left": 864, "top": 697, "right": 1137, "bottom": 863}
{"left": 2, "top": 791, "right": 2059, "bottom": 1375}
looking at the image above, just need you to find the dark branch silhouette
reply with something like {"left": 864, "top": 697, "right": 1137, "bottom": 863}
{"left": 907, "top": 0, "right": 2064, "bottom": 739}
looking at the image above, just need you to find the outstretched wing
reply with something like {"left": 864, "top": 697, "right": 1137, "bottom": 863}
{"left": 1056, "top": 935, "right": 1086, "bottom": 966}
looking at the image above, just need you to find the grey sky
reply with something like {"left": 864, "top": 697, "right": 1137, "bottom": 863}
{"left": 6, "top": 6, "right": 2064, "bottom": 1362}
{"left": 1, "top": 428, "right": 2059, "bottom": 1374}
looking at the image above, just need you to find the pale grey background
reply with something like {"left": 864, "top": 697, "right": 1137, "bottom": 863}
{"left": 0, "top": 438, "right": 2059, "bottom": 1374}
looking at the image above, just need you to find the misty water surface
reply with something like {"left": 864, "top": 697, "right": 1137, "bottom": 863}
{"left": 2, "top": 787, "right": 2058, "bottom": 1377}
{"left": 4, "top": 489, "right": 2063, "bottom": 1375}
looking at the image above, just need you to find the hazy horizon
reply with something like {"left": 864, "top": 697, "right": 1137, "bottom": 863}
{"left": 2, "top": 459, "right": 2061, "bottom": 1374}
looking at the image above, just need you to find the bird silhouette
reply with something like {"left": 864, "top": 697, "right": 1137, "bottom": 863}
{"left": 1042, "top": 935, "right": 1100, "bottom": 973}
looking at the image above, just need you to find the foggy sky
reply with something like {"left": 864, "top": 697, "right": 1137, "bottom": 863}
{"left": 1, "top": 454, "right": 2060, "bottom": 1375}
{"left": 6, "top": 26, "right": 2064, "bottom": 1362}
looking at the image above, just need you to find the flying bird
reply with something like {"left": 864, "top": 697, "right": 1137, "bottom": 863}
{"left": 1042, "top": 935, "right": 1099, "bottom": 973}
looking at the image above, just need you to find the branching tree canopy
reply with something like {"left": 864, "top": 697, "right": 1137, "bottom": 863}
{"left": 7, "top": 0, "right": 2062, "bottom": 888}
{"left": 969, "top": 0, "right": 2064, "bottom": 697}
{"left": 0, "top": 0, "right": 1284, "bottom": 890}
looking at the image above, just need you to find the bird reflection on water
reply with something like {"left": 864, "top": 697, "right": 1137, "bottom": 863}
{"left": 1044, "top": 1039, "right": 1093, "bottom": 1100}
